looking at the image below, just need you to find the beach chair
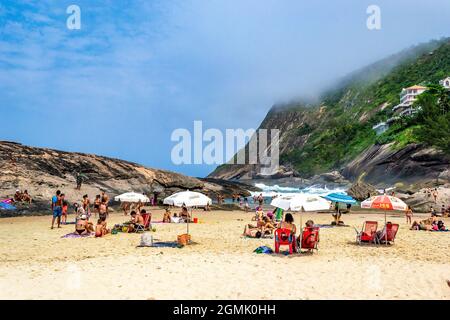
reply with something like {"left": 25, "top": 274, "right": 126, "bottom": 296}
{"left": 299, "top": 227, "right": 319, "bottom": 253}
{"left": 274, "top": 228, "right": 296, "bottom": 254}
{"left": 355, "top": 221, "right": 378, "bottom": 245}
{"left": 135, "top": 213, "right": 151, "bottom": 233}
{"left": 376, "top": 223, "right": 399, "bottom": 245}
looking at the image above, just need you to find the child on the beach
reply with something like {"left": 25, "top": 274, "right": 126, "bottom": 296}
{"left": 61, "top": 198, "right": 69, "bottom": 224}
{"left": 95, "top": 218, "right": 110, "bottom": 237}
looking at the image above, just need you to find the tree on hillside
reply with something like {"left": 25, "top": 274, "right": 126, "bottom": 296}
{"left": 414, "top": 85, "right": 450, "bottom": 154}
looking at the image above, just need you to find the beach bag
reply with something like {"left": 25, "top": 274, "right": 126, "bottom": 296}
{"left": 177, "top": 234, "right": 191, "bottom": 246}
{"left": 140, "top": 233, "right": 154, "bottom": 247}
{"left": 254, "top": 246, "right": 273, "bottom": 254}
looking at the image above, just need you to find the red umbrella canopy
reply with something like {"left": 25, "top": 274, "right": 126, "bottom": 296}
{"left": 361, "top": 195, "right": 408, "bottom": 211}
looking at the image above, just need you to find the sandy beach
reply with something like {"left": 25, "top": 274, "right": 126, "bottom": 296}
{"left": 0, "top": 208, "right": 449, "bottom": 300}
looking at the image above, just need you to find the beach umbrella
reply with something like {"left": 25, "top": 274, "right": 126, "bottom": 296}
{"left": 361, "top": 195, "right": 407, "bottom": 245}
{"left": 270, "top": 194, "right": 331, "bottom": 212}
{"left": 163, "top": 190, "right": 212, "bottom": 207}
{"left": 114, "top": 192, "right": 150, "bottom": 203}
{"left": 322, "top": 193, "right": 357, "bottom": 204}
{"left": 163, "top": 190, "right": 212, "bottom": 236}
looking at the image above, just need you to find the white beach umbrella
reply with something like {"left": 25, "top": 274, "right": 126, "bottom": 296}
{"left": 270, "top": 194, "right": 331, "bottom": 212}
{"left": 290, "top": 194, "right": 332, "bottom": 212}
{"left": 163, "top": 190, "right": 212, "bottom": 237}
{"left": 163, "top": 190, "right": 212, "bottom": 207}
{"left": 114, "top": 192, "right": 150, "bottom": 203}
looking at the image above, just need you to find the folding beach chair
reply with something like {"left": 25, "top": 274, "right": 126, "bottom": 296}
{"left": 274, "top": 228, "right": 296, "bottom": 254}
{"left": 135, "top": 213, "right": 151, "bottom": 233}
{"left": 375, "top": 223, "right": 399, "bottom": 245}
{"left": 355, "top": 221, "right": 378, "bottom": 245}
{"left": 299, "top": 227, "right": 320, "bottom": 253}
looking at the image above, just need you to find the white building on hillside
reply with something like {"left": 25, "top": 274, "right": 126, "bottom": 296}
{"left": 392, "top": 85, "right": 427, "bottom": 116}
{"left": 439, "top": 77, "right": 450, "bottom": 90}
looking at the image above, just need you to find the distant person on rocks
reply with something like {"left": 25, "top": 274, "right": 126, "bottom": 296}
{"left": 22, "top": 190, "right": 32, "bottom": 204}
{"left": 75, "top": 172, "right": 84, "bottom": 190}
{"left": 432, "top": 188, "right": 438, "bottom": 203}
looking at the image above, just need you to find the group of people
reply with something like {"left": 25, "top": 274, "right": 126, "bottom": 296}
{"left": 50, "top": 189, "right": 112, "bottom": 237}
{"left": 406, "top": 204, "right": 448, "bottom": 231}
{"left": 13, "top": 189, "right": 32, "bottom": 204}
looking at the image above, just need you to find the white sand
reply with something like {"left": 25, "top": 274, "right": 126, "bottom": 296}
{"left": 0, "top": 209, "right": 449, "bottom": 299}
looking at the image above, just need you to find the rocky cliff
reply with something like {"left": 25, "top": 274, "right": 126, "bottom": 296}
{"left": 0, "top": 141, "right": 255, "bottom": 215}
{"left": 209, "top": 38, "right": 450, "bottom": 187}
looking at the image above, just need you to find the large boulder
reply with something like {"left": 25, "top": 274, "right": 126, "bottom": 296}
{"left": 399, "top": 187, "right": 450, "bottom": 213}
{"left": 347, "top": 181, "right": 377, "bottom": 201}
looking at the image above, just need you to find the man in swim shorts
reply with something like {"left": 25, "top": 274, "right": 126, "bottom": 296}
{"left": 51, "top": 190, "right": 62, "bottom": 229}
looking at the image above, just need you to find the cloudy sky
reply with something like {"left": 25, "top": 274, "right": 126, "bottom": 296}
{"left": 0, "top": 0, "right": 449, "bottom": 177}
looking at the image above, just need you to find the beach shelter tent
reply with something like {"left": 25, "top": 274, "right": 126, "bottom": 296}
{"left": 361, "top": 195, "right": 407, "bottom": 244}
{"left": 163, "top": 190, "right": 212, "bottom": 236}
{"left": 114, "top": 192, "right": 150, "bottom": 203}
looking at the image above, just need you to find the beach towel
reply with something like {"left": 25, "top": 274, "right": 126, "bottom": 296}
{"left": 275, "top": 208, "right": 283, "bottom": 221}
{"left": 0, "top": 202, "right": 16, "bottom": 210}
{"left": 61, "top": 232, "right": 94, "bottom": 238}
{"left": 254, "top": 246, "right": 273, "bottom": 254}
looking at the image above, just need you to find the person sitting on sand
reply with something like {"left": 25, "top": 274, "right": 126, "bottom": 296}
{"left": 242, "top": 224, "right": 262, "bottom": 238}
{"left": 163, "top": 208, "right": 172, "bottom": 223}
{"left": 14, "top": 190, "right": 23, "bottom": 202}
{"left": 95, "top": 218, "right": 110, "bottom": 237}
{"left": 279, "top": 213, "right": 296, "bottom": 235}
{"left": 305, "top": 220, "right": 315, "bottom": 228}
{"left": 128, "top": 211, "right": 144, "bottom": 232}
{"left": 171, "top": 212, "right": 182, "bottom": 223}
{"left": 75, "top": 214, "right": 94, "bottom": 235}
{"left": 22, "top": 190, "right": 32, "bottom": 204}
{"left": 180, "top": 205, "right": 190, "bottom": 221}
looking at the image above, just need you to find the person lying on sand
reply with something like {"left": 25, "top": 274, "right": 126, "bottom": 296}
{"left": 128, "top": 211, "right": 144, "bottom": 232}
{"left": 260, "top": 216, "right": 276, "bottom": 235}
{"left": 95, "top": 218, "right": 110, "bottom": 237}
{"left": 242, "top": 224, "right": 262, "bottom": 238}
{"left": 75, "top": 214, "right": 94, "bottom": 235}
{"left": 163, "top": 208, "right": 172, "bottom": 223}
{"left": 410, "top": 217, "right": 435, "bottom": 231}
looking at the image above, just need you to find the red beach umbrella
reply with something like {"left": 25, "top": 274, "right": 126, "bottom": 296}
{"left": 361, "top": 195, "right": 407, "bottom": 244}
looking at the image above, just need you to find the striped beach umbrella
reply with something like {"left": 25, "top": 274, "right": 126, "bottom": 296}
{"left": 361, "top": 195, "right": 407, "bottom": 244}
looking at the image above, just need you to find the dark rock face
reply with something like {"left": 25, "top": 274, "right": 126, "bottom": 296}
{"left": 347, "top": 181, "right": 378, "bottom": 201}
{"left": 342, "top": 143, "right": 450, "bottom": 186}
{"left": 0, "top": 141, "right": 254, "bottom": 215}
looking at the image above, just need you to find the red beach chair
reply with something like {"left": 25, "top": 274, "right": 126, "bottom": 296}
{"left": 136, "top": 213, "right": 151, "bottom": 233}
{"left": 299, "top": 227, "right": 320, "bottom": 253}
{"left": 355, "top": 221, "right": 378, "bottom": 244}
{"left": 274, "top": 228, "right": 296, "bottom": 254}
{"left": 376, "top": 223, "right": 399, "bottom": 245}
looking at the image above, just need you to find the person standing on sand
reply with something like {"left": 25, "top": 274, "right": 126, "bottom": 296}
{"left": 405, "top": 206, "right": 413, "bottom": 225}
{"left": 101, "top": 191, "right": 110, "bottom": 215}
{"left": 82, "top": 195, "right": 91, "bottom": 219}
{"left": 51, "top": 190, "right": 62, "bottom": 229}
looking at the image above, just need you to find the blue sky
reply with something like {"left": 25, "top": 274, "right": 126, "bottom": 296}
{"left": 0, "top": 0, "right": 449, "bottom": 177}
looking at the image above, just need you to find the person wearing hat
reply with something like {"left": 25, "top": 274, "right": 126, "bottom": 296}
{"left": 75, "top": 214, "right": 94, "bottom": 235}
